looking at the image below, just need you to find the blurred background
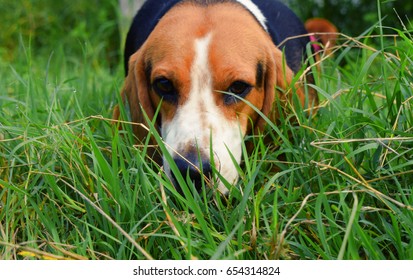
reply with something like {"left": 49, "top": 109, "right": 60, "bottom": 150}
{"left": 286, "top": 0, "right": 412, "bottom": 35}
{"left": 0, "top": 0, "right": 411, "bottom": 69}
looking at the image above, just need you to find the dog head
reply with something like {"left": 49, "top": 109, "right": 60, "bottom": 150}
{"left": 115, "top": 2, "right": 306, "bottom": 194}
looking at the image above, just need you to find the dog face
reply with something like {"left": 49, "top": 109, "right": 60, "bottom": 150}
{"left": 117, "top": 3, "right": 305, "bottom": 193}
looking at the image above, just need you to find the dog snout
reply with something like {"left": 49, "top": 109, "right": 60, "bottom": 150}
{"left": 172, "top": 154, "right": 213, "bottom": 193}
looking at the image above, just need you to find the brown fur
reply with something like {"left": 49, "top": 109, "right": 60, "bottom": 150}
{"left": 305, "top": 18, "right": 338, "bottom": 54}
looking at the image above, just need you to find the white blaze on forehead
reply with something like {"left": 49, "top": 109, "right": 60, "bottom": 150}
{"left": 161, "top": 33, "right": 243, "bottom": 193}
{"left": 235, "top": 0, "right": 268, "bottom": 31}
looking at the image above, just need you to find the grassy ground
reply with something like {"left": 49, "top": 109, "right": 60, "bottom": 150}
{"left": 1, "top": 4, "right": 413, "bottom": 260}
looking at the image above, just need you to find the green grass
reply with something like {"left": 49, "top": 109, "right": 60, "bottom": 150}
{"left": 1, "top": 6, "right": 413, "bottom": 260}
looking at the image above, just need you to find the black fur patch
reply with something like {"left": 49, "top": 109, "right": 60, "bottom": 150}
{"left": 256, "top": 62, "right": 264, "bottom": 88}
{"left": 184, "top": 0, "right": 233, "bottom": 6}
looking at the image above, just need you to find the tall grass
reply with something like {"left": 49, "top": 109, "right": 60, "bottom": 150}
{"left": 1, "top": 6, "right": 413, "bottom": 259}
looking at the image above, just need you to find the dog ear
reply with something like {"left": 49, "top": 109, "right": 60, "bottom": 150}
{"left": 255, "top": 45, "right": 306, "bottom": 133}
{"left": 113, "top": 50, "right": 155, "bottom": 141}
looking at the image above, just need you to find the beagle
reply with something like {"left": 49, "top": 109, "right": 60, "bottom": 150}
{"left": 114, "top": 0, "right": 336, "bottom": 194}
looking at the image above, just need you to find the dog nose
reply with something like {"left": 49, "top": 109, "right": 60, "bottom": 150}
{"left": 173, "top": 156, "right": 212, "bottom": 192}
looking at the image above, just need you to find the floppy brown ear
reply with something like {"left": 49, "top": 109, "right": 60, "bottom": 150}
{"left": 113, "top": 50, "right": 155, "bottom": 141}
{"left": 255, "top": 46, "right": 306, "bottom": 133}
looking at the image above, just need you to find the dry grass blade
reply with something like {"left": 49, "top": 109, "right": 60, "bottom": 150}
{"left": 312, "top": 160, "right": 413, "bottom": 211}
{"left": 60, "top": 179, "right": 154, "bottom": 260}
{"left": 0, "top": 241, "right": 87, "bottom": 260}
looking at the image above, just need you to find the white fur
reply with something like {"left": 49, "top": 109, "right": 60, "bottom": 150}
{"left": 162, "top": 34, "right": 243, "bottom": 193}
{"left": 236, "top": 0, "right": 268, "bottom": 31}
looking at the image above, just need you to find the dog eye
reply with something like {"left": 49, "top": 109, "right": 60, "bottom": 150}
{"left": 224, "top": 81, "right": 252, "bottom": 105}
{"left": 152, "top": 78, "right": 178, "bottom": 102}
{"left": 228, "top": 81, "right": 252, "bottom": 96}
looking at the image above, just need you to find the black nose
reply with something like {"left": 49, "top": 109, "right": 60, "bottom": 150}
{"left": 172, "top": 156, "right": 212, "bottom": 193}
